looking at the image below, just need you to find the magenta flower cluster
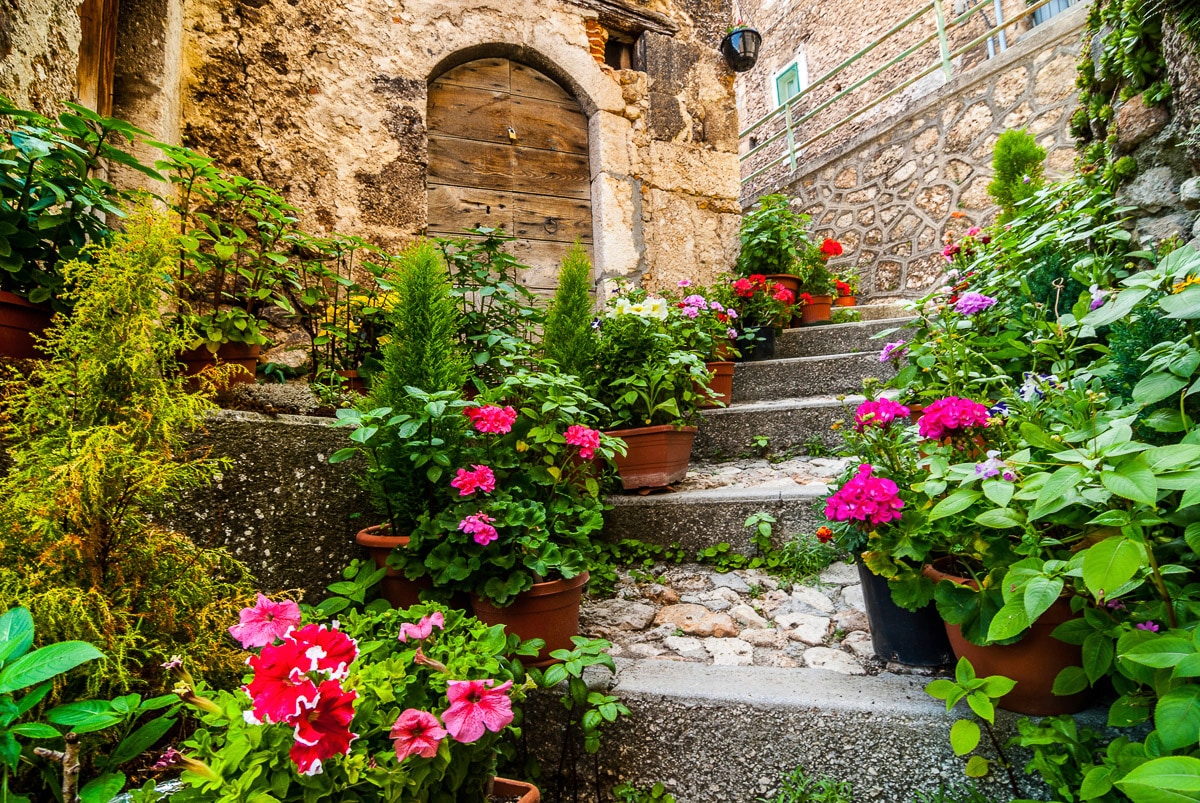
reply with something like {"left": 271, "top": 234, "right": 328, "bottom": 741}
{"left": 917, "top": 396, "right": 990, "bottom": 440}
{"left": 853, "top": 399, "right": 912, "bottom": 432}
{"left": 953, "top": 292, "right": 997, "bottom": 316}
{"left": 823, "top": 464, "right": 905, "bottom": 527}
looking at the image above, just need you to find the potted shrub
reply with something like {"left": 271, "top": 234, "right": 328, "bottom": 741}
{"left": 835, "top": 267, "right": 859, "bottom": 307}
{"left": 588, "top": 288, "right": 708, "bottom": 490}
{"left": 720, "top": 21, "right": 762, "bottom": 72}
{"left": 796, "top": 238, "right": 842, "bottom": 325}
{"left": 154, "top": 596, "right": 538, "bottom": 801}
{"left": 726, "top": 274, "right": 793, "bottom": 360}
{"left": 158, "top": 144, "right": 304, "bottom": 382}
{"left": 663, "top": 279, "right": 741, "bottom": 408}
{"left": 0, "top": 97, "right": 157, "bottom": 357}
{"left": 735, "top": 194, "right": 810, "bottom": 313}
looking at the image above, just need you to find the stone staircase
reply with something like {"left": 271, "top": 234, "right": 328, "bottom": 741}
{"left": 581, "top": 310, "right": 1054, "bottom": 803}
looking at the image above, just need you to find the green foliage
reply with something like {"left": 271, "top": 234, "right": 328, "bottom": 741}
{"left": 437, "top": 227, "right": 544, "bottom": 390}
{"left": 536, "top": 637, "right": 628, "bottom": 755}
{"left": 736, "top": 194, "right": 810, "bottom": 277}
{"left": 925, "top": 658, "right": 1020, "bottom": 796}
{"left": 543, "top": 241, "right": 597, "bottom": 379}
{"left": 0, "top": 207, "right": 256, "bottom": 705}
{"left": 757, "top": 765, "right": 854, "bottom": 803}
{"left": 909, "top": 784, "right": 1004, "bottom": 803}
{"left": 614, "top": 781, "right": 677, "bottom": 803}
{"left": 586, "top": 539, "right": 686, "bottom": 597}
{"left": 695, "top": 514, "right": 842, "bottom": 581}
{"left": 987, "top": 130, "right": 1045, "bottom": 221}
{"left": 0, "top": 96, "right": 159, "bottom": 312}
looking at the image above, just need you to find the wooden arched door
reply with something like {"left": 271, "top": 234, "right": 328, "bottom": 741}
{"left": 427, "top": 58, "right": 593, "bottom": 290}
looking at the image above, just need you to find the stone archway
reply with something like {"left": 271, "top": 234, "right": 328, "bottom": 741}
{"left": 426, "top": 57, "right": 593, "bottom": 290}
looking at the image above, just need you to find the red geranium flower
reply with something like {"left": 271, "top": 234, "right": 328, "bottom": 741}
{"left": 820, "top": 238, "right": 843, "bottom": 258}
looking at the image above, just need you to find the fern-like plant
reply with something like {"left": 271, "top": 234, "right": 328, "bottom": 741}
{"left": 987, "top": 130, "right": 1046, "bottom": 221}
{"left": 0, "top": 204, "right": 255, "bottom": 703}
{"left": 542, "top": 241, "right": 597, "bottom": 378}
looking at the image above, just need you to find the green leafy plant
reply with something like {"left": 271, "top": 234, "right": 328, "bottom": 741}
{"left": 925, "top": 658, "right": 1019, "bottom": 797}
{"left": 736, "top": 194, "right": 811, "bottom": 277}
{"left": 987, "top": 130, "right": 1046, "bottom": 221}
{"left": 543, "top": 241, "right": 597, "bottom": 379}
{"left": 615, "top": 781, "right": 677, "bottom": 802}
{"left": 757, "top": 765, "right": 854, "bottom": 803}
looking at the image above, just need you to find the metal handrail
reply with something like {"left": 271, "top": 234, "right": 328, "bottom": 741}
{"left": 739, "top": 0, "right": 1066, "bottom": 186}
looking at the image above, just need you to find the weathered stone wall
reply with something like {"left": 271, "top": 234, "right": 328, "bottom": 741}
{"left": 0, "top": 0, "right": 83, "bottom": 115}
{"left": 177, "top": 0, "right": 742, "bottom": 292}
{"left": 747, "top": 2, "right": 1087, "bottom": 299}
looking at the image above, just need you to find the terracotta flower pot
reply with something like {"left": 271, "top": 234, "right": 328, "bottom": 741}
{"left": 696, "top": 361, "right": 735, "bottom": 408}
{"left": 356, "top": 525, "right": 432, "bottom": 610}
{"left": 764, "top": 275, "right": 803, "bottom": 328}
{"left": 471, "top": 572, "right": 589, "bottom": 667}
{"left": 835, "top": 295, "right": 857, "bottom": 307}
{"left": 336, "top": 368, "right": 367, "bottom": 393}
{"left": 491, "top": 777, "right": 540, "bottom": 802}
{"left": 799, "top": 295, "right": 833, "bottom": 325}
{"left": 604, "top": 424, "right": 697, "bottom": 491}
{"left": 0, "top": 290, "right": 53, "bottom": 359}
{"left": 178, "top": 342, "right": 260, "bottom": 385}
{"left": 923, "top": 560, "right": 1091, "bottom": 715}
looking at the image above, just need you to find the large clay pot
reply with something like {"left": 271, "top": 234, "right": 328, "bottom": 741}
{"left": 0, "top": 290, "right": 53, "bottom": 359}
{"left": 471, "top": 572, "right": 589, "bottom": 667}
{"left": 491, "top": 778, "right": 540, "bottom": 803}
{"left": 923, "top": 561, "right": 1091, "bottom": 715}
{"left": 799, "top": 294, "right": 833, "bottom": 325}
{"left": 857, "top": 561, "right": 953, "bottom": 666}
{"left": 178, "top": 342, "right": 260, "bottom": 385}
{"left": 834, "top": 295, "right": 857, "bottom": 307}
{"left": 696, "top": 361, "right": 735, "bottom": 408}
{"left": 356, "top": 525, "right": 432, "bottom": 610}
{"left": 336, "top": 369, "right": 367, "bottom": 393}
{"left": 604, "top": 424, "right": 697, "bottom": 491}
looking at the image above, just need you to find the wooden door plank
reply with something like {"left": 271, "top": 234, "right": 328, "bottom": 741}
{"left": 509, "top": 238, "right": 595, "bottom": 290}
{"left": 510, "top": 62, "right": 573, "bottom": 103}
{"left": 511, "top": 190, "right": 593, "bottom": 243}
{"left": 427, "top": 185, "right": 515, "bottom": 237}
{"left": 428, "top": 136, "right": 515, "bottom": 192}
{"left": 513, "top": 146, "right": 590, "bottom": 199}
{"left": 427, "top": 85, "right": 511, "bottom": 146}
{"left": 435, "top": 59, "right": 511, "bottom": 93}
{"left": 510, "top": 95, "right": 588, "bottom": 153}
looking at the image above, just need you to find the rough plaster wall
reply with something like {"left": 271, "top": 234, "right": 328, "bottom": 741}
{"left": 0, "top": 0, "right": 83, "bottom": 114}
{"left": 743, "top": 4, "right": 1086, "bottom": 299}
{"left": 180, "top": 0, "right": 741, "bottom": 291}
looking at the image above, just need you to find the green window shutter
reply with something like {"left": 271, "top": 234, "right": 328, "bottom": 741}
{"left": 775, "top": 64, "right": 801, "bottom": 106}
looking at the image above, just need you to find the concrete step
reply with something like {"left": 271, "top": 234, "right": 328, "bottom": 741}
{"left": 604, "top": 484, "right": 830, "bottom": 555}
{"left": 693, "top": 395, "right": 854, "bottom": 460}
{"left": 777, "top": 315, "right": 915, "bottom": 359}
{"left": 732, "top": 352, "right": 896, "bottom": 402}
{"left": 523, "top": 660, "right": 1048, "bottom": 803}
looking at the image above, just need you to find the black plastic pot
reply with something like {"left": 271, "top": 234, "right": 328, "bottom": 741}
{"left": 857, "top": 560, "right": 953, "bottom": 667}
{"left": 735, "top": 325, "right": 775, "bottom": 361}
{"left": 720, "top": 28, "right": 762, "bottom": 72}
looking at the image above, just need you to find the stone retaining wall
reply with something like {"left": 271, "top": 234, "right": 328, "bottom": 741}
{"left": 748, "top": 2, "right": 1088, "bottom": 300}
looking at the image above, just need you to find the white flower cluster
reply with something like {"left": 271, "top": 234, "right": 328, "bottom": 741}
{"left": 607, "top": 296, "right": 670, "bottom": 320}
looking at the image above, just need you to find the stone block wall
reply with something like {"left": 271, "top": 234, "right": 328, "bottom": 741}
{"left": 0, "top": 0, "right": 84, "bottom": 115}
{"left": 747, "top": 2, "right": 1088, "bottom": 299}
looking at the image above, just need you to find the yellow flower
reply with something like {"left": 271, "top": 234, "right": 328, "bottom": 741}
{"left": 516, "top": 440, "right": 529, "bottom": 452}
{"left": 1172, "top": 275, "right": 1200, "bottom": 294}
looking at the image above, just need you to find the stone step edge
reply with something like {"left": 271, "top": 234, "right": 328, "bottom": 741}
{"left": 607, "top": 483, "right": 830, "bottom": 508}
{"left": 733, "top": 350, "right": 888, "bottom": 367}
{"left": 700, "top": 394, "right": 858, "bottom": 415}
{"left": 779, "top": 314, "right": 915, "bottom": 337}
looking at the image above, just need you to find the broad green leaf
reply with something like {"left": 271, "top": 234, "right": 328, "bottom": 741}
{"left": 1161, "top": 285, "right": 1200, "bottom": 319}
{"left": 930, "top": 489, "right": 982, "bottom": 522}
{"left": 9, "top": 723, "right": 60, "bottom": 738}
{"left": 1053, "top": 665, "right": 1089, "bottom": 696}
{"left": 1100, "top": 458, "right": 1157, "bottom": 507}
{"left": 0, "top": 641, "right": 104, "bottom": 694}
{"left": 1081, "top": 766, "right": 1114, "bottom": 800}
{"left": 1083, "top": 632, "right": 1115, "bottom": 684}
{"left": 0, "top": 608, "right": 34, "bottom": 666}
{"left": 1154, "top": 686, "right": 1200, "bottom": 751}
{"left": 1133, "top": 373, "right": 1189, "bottom": 406}
{"left": 108, "top": 716, "right": 177, "bottom": 768}
{"left": 950, "top": 719, "right": 981, "bottom": 756}
{"left": 1116, "top": 756, "right": 1200, "bottom": 802}
{"left": 986, "top": 601, "right": 1029, "bottom": 642}
{"left": 1032, "top": 466, "right": 1085, "bottom": 520}
{"left": 964, "top": 755, "right": 991, "bottom": 778}
{"left": 982, "top": 479, "right": 1014, "bottom": 509}
{"left": 1122, "top": 637, "right": 1196, "bottom": 669}
{"left": 974, "top": 508, "right": 1025, "bottom": 529}
{"left": 1024, "top": 576, "right": 1063, "bottom": 623}
{"left": 79, "top": 773, "right": 126, "bottom": 803}
{"left": 1081, "top": 538, "right": 1145, "bottom": 598}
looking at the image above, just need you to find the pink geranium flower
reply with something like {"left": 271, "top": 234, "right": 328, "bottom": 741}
{"left": 459, "top": 513, "right": 498, "bottom": 546}
{"left": 823, "top": 464, "right": 905, "bottom": 528}
{"left": 466, "top": 405, "right": 518, "bottom": 434}
{"left": 289, "top": 680, "right": 359, "bottom": 776}
{"left": 564, "top": 425, "right": 601, "bottom": 460}
{"left": 442, "top": 679, "right": 514, "bottom": 744}
{"left": 853, "top": 399, "right": 911, "bottom": 432}
{"left": 391, "top": 709, "right": 448, "bottom": 761}
{"left": 398, "top": 612, "right": 446, "bottom": 643}
{"left": 228, "top": 593, "right": 301, "bottom": 649}
{"left": 450, "top": 464, "right": 496, "bottom": 496}
{"left": 917, "top": 396, "right": 990, "bottom": 441}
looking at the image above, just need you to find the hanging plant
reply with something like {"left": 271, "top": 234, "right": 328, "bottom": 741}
{"left": 721, "top": 23, "right": 762, "bottom": 72}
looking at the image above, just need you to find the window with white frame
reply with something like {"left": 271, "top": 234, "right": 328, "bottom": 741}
{"left": 772, "top": 51, "right": 809, "bottom": 109}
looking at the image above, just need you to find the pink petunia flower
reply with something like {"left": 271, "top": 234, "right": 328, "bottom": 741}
{"left": 289, "top": 680, "right": 358, "bottom": 776}
{"left": 442, "top": 679, "right": 514, "bottom": 744}
{"left": 564, "top": 425, "right": 601, "bottom": 460}
{"left": 228, "top": 593, "right": 302, "bottom": 649}
{"left": 244, "top": 639, "right": 320, "bottom": 724}
{"left": 466, "top": 405, "right": 518, "bottom": 434}
{"left": 459, "top": 513, "right": 498, "bottom": 546}
{"left": 287, "top": 624, "right": 359, "bottom": 682}
{"left": 879, "top": 341, "right": 907, "bottom": 364}
{"left": 398, "top": 612, "right": 446, "bottom": 643}
{"left": 391, "top": 709, "right": 448, "bottom": 761}
{"left": 450, "top": 464, "right": 496, "bottom": 496}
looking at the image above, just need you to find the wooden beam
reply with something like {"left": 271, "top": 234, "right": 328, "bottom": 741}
{"left": 564, "top": 0, "right": 678, "bottom": 36}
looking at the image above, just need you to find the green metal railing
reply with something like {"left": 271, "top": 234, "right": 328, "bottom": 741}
{"left": 739, "top": 0, "right": 1068, "bottom": 186}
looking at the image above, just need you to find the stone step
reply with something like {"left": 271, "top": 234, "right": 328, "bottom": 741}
{"left": 604, "top": 484, "right": 831, "bottom": 555}
{"left": 776, "top": 315, "right": 915, "bottom": 359}
{"left": 732, "top": 352, "right": 895, "bottom": 402}
{"left": 693, "top": 395, "right": 854, "bottom": 460}
{"left": 523, "top": 660, "right": 1046, "bottom": 803}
